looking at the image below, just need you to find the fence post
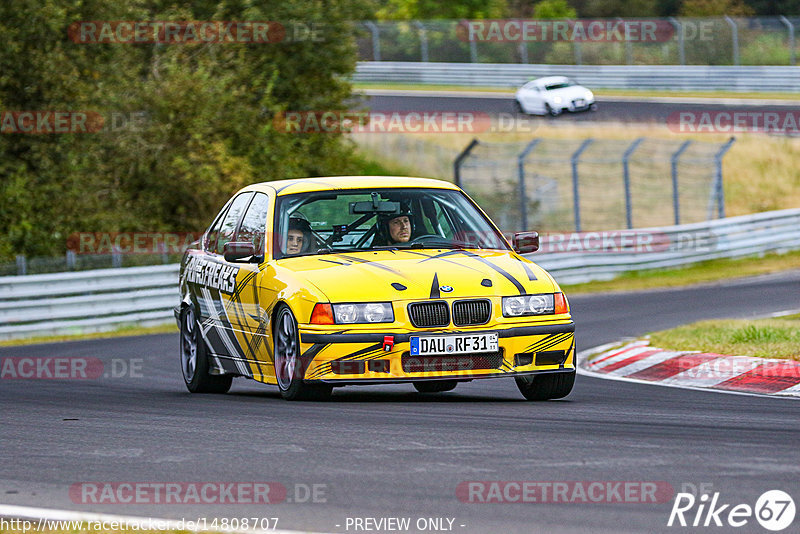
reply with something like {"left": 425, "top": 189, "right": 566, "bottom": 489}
{"left": 670, "top": 140, "right": 692, "bottom": 225}
{"left": 16, "top": 255, "right": 27, "bottom": 276}
{"left": 517, "top": 139, "right": 541, "bottom": 231}
{"left": 618, "top": 18, "right": 633, "bottom": 65}
{"left": 724, "top": 16, "right": 739, "bottom": 66}
{"left": 454, "top": 138, "right": 480, "bottom": 188}
{"left": 780, "top": 15, "right": 796, "bottom": 66}
{"left": 66, "top": 250, "right": 76, "bottom": 270}
{"left": 364, "top": 22, "right": 381, "bottom": 61}
{"left": 112, "top": 251, "right": 122, "bottom": 268}
{"left": 574, "top": 41, "right": 582, "bottom": 65}
{"left": 571, "top": 139, "right": 593, "bottom": 232}
{"left": 413, "top": 21, "right": 429, "bottom": 62}
{"left": 622, "top": 137, "right": 644, "bottom": 229}
{"left": 470, "top": 38, "right": 478, "bottom": 63}
{"left": 713, "top": 137, "right": 736, "bottom": 219}
{"left": 669, "top": 17, "right": 685, "bottom": 65}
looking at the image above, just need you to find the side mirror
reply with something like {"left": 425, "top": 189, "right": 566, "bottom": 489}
{"left": 223, "top": 241, "right": 257, "bottom": 262}
{"left": 513, "top": 231, "right": 539, "bottom": 254}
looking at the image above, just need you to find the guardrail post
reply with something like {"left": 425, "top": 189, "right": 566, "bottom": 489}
{"left": 517, "top": 139, "right": 541, "bottom": 231}
{"left": 413, "top": 21, "right": 429, "bottom": 62}
{"left": 112, "top": 251, "right": 122, "bottom": 269}
{"left": 622, "top": 137, "right": 644, "bottom": 229}
{"left": 669, "top": 17, "right": 685, "bottom": 65}
{"left": 670, "top": 140, "right": 692, "bottom": 225}
{"left": 571, "top": 139, "right": 593, "bottom": 232}
{"left": 453, "top": 138, "right": 480, "bottom": 188}
{"left": 470, "top": 38, "right": 478, "bottom": 63}
{"left": 724, "top": 15, "right": 739, "bottom": 66}
{"left": 66, "top": 250, "right": 76, "bottom": 270}
{"left": 780, "top": 15, "right": 796, "bottom": 66}
{"left": 574, "top": 41, "right": 582, "bottom": 65}
{"left": 16, "top": 255, "right": 26, "bottom": 276}
{"left": 713, "top": 137, "right": 736, "bottom": 219}
{"left": 364, "top": 22, "right": 381, "bottom": 62}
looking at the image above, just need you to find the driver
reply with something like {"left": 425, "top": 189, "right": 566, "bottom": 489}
{"left": 375, "top": 207, "right": 413, "bottom": 246}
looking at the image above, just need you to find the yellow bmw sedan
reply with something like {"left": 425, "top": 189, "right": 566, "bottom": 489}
{"left": 175, "top": 176, "right": 575, "bottom": 401}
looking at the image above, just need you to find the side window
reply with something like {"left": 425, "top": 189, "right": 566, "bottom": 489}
{"left": 215, "top": 192, "right": 254, "bottom": 255}
{"left": 236, "top": 193, "right": 270, "bottom": 254}
{"left": 205, "top": 205, "right": 230, "bottom": 253}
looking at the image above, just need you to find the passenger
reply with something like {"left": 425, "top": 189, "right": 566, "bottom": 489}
{"left": 285, "top": 216, "right": 312, "bottom": 256}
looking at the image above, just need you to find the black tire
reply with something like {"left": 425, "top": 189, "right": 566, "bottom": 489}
{"left": 273, "top": 304, "right": 332, "bottom": 401}
{"left": 180, "top": 305, "right": 233, "bottom": 394}
{"left": 545, "top": 103, "right": 560, "bottom": 117}
{"left": 515, "top": 370, "right": 575, "bottom": 401}
{"left": 413, "top": 380, "right": 458, "bottom": 393}
{"left": 513, "top": 99, "right": 524, "bottom": 114}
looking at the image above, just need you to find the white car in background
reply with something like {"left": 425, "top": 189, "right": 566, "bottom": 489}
{"left": 514, "top": 76, "right": 597, "bottom": 116}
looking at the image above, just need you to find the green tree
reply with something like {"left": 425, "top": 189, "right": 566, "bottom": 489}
{"left": 376, "top": 0, "right": 509, "bottom": 20}
{"left": 533, "top": 0, "right": 578, "bottom": 18}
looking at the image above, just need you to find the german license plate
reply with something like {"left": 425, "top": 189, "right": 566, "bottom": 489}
{"left": 410, "top": 332, "right": 498, "bottom": 356}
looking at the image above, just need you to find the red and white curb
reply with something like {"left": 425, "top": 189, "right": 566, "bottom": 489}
{"left": 578, "top": 340, "right": 800, "bottom": 398}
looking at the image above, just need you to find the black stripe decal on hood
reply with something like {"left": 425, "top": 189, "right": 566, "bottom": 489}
{"left": 420, "top": 250, "right": 527, "bottom": 295}
{"left": 430, "top": 273, "right": 440, "bottom": 299}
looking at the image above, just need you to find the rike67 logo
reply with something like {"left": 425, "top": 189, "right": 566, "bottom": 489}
{"left": 668, "top": 490, "right": 795, "bottom": 531}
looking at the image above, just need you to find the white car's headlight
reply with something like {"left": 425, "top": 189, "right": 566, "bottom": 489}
{"left": 584, "top": 90, "right": 593, "bottom": 100}
{"left": 553, "top": 96, "right": 562, "bottom": 104}
{"left": 332, "top": 302, "right": 394, "bottom": 324}
{"left": 502, "top": 293, "right": 569, "bottom": 317}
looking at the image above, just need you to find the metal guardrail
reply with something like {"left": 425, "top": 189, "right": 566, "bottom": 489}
{"left": 0, "top": 209, "right": 798, "bottom": 340}
{"left": 354, "top": 62, "right": 800, "bottom": 92}
{"left": 0, "top": 264, "right": 178, "bottom": 340}
{"left": 530, "top": 208, "right": 800, "bottom": 284}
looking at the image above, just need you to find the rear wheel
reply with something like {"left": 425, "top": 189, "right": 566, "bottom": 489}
{"left": 274, "top": 305, "right": 332, "bottom": 401}
{"left": 414, "top": 380, "right": 458, "bottom": 393}
{"left": 515, "top": 370, "right": 575, "bottom": 401}
{"left": 513, "top": 99, "right": 524, "bottom": 114}
{"left": 180, "top": 305, "right": 233, "bottom": 394}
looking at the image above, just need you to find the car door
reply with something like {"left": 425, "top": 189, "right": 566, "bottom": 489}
{"left": 224, "top": 191, "right": 275, "bottom": 381}
{"left": 193, "top": 191, "right": 254, "bottom": 376}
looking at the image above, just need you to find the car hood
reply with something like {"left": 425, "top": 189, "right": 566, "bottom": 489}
{"left": 545, "top": 86, "right": 590, "bottom": 101}
{"left": 277, "top": 249, "right": 557, "bottom": 302}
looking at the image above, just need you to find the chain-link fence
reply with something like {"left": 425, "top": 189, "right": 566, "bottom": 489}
{"left": 355, "top": 17, "right": 800, "bottom": 66}
{"left": 455, "top": 137, "right": 735, "bottom": 233}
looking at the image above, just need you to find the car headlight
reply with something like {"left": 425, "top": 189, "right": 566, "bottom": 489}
{"left": 584, "top": 90, "right": 593, "bottom": 100}
{"left": 332, "top": 302, "right": 394, "bottom": 324}
{"left": 553, "top": 96, "right": 562, "bottom": 104}
{"left": 502, "top": 293, "right": 568, "bottom": 317}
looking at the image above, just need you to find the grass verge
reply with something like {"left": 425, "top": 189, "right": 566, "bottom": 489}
{"left": 648, "top": 314, "right": 800, "bottom": 360}
{"left": 0, "top": 323, "right": 177, "bottom": 347}
{"left": 560, "top": 249, "right": 800, "bottom": 294}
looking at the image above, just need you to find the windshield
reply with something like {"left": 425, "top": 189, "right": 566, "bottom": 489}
{"left": 273, "top": 187, "right": 510, "bottom": 258}
{"left": 544, "top": 80, "right": 576, "bottom": 90}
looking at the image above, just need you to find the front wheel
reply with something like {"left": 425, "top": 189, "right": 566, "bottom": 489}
{"left": 545, "top": 103, "right": 561, "bottom": 117}
{"left": 274, "top": 305, "right": 332, "bottom": 401}
{"left": 414, "top": 380, "right": 457, "bottom": 393}
{"left": 180, "top": 305, "right": 233, "bottom": 394}
{"left": 515, "top": 370, "right": 575, "bottom": 401}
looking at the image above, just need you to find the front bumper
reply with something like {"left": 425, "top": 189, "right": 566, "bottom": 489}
{"left": 298, "top": 321, "right": 575, "bottom": 383}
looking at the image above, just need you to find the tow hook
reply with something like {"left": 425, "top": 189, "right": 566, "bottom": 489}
{"left": 383, "top": 335, "right": 394, "bottom": 352}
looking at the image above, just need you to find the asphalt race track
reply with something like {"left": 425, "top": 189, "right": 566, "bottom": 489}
{"left": 2, "top": 270, "right": 799, "bottom": 533}
{"left": 362, "top": 92, "right": 800, "bottom": 125}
